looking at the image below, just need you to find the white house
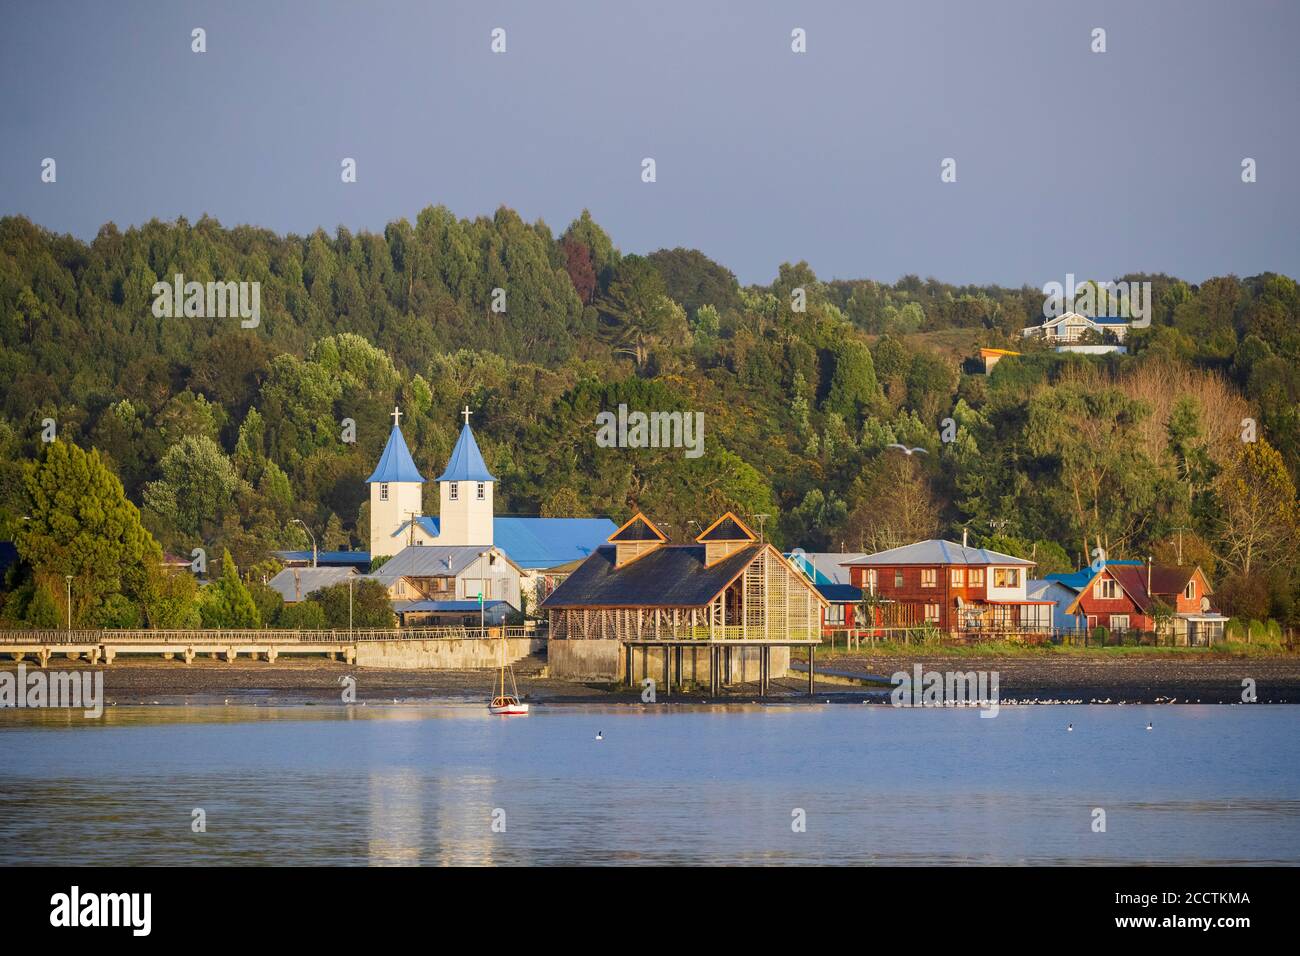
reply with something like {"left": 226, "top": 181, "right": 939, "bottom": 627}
{"left": 1021, "top": 311, "right": 1130, "bottom": 354}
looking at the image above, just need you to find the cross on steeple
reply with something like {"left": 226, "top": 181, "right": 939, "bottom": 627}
{"left": 391, "top": 406, "right": 403, "bottom": 427}
{"left": 462, "top": 405, "right": 472, "bottom": 426}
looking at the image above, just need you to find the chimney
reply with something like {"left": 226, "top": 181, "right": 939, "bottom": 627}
{"left": 293, "top": 568, "right": 301, "bottom": 602}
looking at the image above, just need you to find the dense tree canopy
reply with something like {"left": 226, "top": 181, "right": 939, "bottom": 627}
{"left": 0, "top": 207, "right": 1297, "bottom": 625}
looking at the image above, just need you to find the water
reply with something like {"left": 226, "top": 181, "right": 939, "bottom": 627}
{"left": 2, "top": 703, "right": 1298, "bottom": 865}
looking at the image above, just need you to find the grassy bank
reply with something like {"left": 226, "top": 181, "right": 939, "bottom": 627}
{"left": 798, "top": 639, "right": 1296, "bottom": 661}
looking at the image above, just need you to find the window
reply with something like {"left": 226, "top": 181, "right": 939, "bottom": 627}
{"left": 1087, "top": 615, "right": 1098, "bottom": 630}
{"left": 379, "top": 482, "right": 389, "bottom": 502}
{"left": 476, "top": 481, "right": 486, "bottom": 500}
{"left": 1184, "top": 580, "right": 1196, "bottom": 600}
{"left": 924, "top": 603, "right": 940, "bottom": 623}
{"left": 449, "top": 482, "right": 459, "bottom": 501}
{"left": 993, "top": 568, "right": 1020, "bottom": 588}
{"left": 866, "top": 569, "right": 877, "bottom": 593}
{"left": 1094, "top": 579, "right": 1119, "bottom": 600}
{"left": 1110, "top": 614, "right": 1130, "bottom": 631}
{"left": 968, "top": 568, "right": 984, "bottom": 588}
{"left": 951, "top": 568, "right": 964, "bottom": 587}
{"left": 921, "top": 568, "right": 936, "bottom": 588}
{"left": 894, "top": 570, "right": 904, "bottom": 588}
{"left": 826, "top": 605, "right": 845, "bottom": 626}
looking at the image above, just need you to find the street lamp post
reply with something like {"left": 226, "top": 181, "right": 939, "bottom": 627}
{"left": 64, "top": 574, "right": 72, "bottom": 630}
{"left": 292, "top": 518, "right": 317, "bottom": 568}
{"left": 348, "top": 576, "right": 354, "bottom": 634}
{"left": 477, "top": 551, "right": 490, "bottom": 635}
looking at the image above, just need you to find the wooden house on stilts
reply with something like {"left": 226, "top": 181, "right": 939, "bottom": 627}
{"left": 542, "top": 513, "right": 827, "bottom": 694}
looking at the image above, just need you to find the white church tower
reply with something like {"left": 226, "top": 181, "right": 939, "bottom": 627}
{"left": 435, "top": 406, "right": 495, "bottom": 546}
{"left": 366, "top": 407, "right": 425, "bottom": 559}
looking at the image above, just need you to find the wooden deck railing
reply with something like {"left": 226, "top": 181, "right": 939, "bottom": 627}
{"left": 0, "top": 626, "right": 540, "bottom": 645}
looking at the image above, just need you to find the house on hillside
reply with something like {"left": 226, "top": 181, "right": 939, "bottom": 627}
{"left": 842, "top": 537, "right": 1053, "bottom": 637}
{"left": 1021, "top": 312, "right": 1130, "bottom": 354}
{"left": 1063, "top": 563, "right": 1228, "bottom": 645}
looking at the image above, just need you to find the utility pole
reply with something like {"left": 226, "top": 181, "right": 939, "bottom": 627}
{"left": 751, "top": 513, "right": 770, "bottom": 544}
{"left": 65, "top": 574, "right": 72, "bottom": 630}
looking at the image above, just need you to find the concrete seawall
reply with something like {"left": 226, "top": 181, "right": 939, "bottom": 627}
{"left": 355, "top": 637, "right": 543, "bottom": 670}
{"left": 548, "top": 640, "right": 789, "bottom": 684}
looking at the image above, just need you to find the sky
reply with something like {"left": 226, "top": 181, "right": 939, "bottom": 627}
{"left": 1, "top": 0, "right": 1297, "bottom": 287}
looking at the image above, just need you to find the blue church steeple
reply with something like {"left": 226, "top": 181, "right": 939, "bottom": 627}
{"left": 366, "top": 407, "right": 425, "bottom": 484}
{"left": 436, "top": 406, "right": 496, "bottom": 482}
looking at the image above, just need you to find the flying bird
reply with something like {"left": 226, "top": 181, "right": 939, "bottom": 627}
{"left": 885, "top": 444, "right": 928, "bottom": 456}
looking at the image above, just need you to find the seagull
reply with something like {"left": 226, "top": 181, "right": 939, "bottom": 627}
{"left": 595, "top": 731, "right": 603, "bottom": 741}
{"left": 885, "top": 444, "right": 928, "bottom": 456}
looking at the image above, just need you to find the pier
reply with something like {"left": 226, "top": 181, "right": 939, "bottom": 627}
{"left": 0, "top": 626, "right": 536, "bottom": 668}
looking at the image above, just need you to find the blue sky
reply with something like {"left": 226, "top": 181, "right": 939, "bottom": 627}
{"left": 1, "top": 0, "right": 1296, "bottom": 286}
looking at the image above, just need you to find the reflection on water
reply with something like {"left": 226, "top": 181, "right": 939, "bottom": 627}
{"left": 1, "top": 703, "right": 1298, "bottom": 865}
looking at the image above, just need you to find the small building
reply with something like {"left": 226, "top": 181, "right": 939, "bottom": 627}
{"left": 1026, "top": 578, "right": 1081, "bottom": 634}
{"left": 1063, "top": 563, "right": 1227, "bottom": 645}
{"left": 267, "top": 566, "right": 357, "bottom": 604}
{"left": 842, "top": 538, "right": 1053, "bottom": 637}
{"left": 786, "top": 550, "right": 865, "bottom": 633}
{"left": 978, "top": 347, "right": 1020, "bottom": 373}
{"left": 394, "top": 599, "right": 514, "bottom": 628}
{"left": 364, "top": 544, "right": 522, "bottom": 612}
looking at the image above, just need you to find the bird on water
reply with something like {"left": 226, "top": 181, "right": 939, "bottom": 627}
{"left": 595, "top": 731, "right": 603, "bottom": 741}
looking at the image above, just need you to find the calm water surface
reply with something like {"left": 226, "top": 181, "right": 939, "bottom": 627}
{"left": 2, "top": 703, "right": 1298, "bottom": 865}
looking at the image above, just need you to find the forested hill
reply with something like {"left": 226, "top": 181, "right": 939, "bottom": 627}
{"left": 1, "top": 206, "right": 1297, "bottom": 623}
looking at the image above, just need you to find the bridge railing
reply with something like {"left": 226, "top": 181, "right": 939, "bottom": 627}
{"left": 0, "top": 626, "right": 540, "bottom": 645}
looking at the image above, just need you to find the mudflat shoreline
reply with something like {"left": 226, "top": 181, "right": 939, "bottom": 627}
{"left": 2, "top": 652, "right": 1299, "bottom": 706}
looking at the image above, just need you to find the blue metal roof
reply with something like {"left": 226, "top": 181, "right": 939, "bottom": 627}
{"left": 1045, "top": 560, "right": 1143, "bottom": 592}
{"left": 1091, "top": 315, "right": 1129, "bottom": 325}
{"left": 396, "top": 600, "right": 511, "bottom": 612}
{"left": 413, "top": 515, "right": 617, "bottom": 569}
{"left": 436, "top": 424, "right": 496, "bottom": 482}
{"left": 273, "top": 550, "right": 373, "bottom": 568}
{"left": 366, "top": 425, "right": 425, "bottom": 484}
{"left": 816, "top": 583, "right": 863, "bottom": 603}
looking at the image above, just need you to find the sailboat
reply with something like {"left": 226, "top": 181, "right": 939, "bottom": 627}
{"left": 488, "top": 627, "right": 529, "bottom": 716}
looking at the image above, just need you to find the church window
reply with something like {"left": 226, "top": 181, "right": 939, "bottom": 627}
{"left": 449, "top": 482, "right": 459, "bottom": 501}
{"left": 380, "top": 483, "right": 389, "bottom": 501}
{"left": 477, "top": 481, "right": 485, "bottom": 500}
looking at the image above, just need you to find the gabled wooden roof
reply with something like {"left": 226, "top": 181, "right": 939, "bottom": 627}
{"left": 696, "top": 512, "right": 757, "bottom": 543}
{"left": 608, "top": 512, "right": 667, "bottom": 543}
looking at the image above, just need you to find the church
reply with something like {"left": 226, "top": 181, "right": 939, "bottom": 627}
{"left": 364, "top": 407, "right": 617, "bottom": 614}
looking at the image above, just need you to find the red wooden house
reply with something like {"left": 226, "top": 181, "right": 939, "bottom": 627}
{"left": 1063, "top": 563, "right": 1227, "bottom": 645}
{"left": 842, "top": 538, "right": 1052, "bottom": 637}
